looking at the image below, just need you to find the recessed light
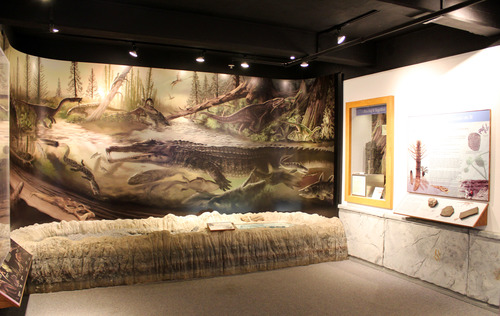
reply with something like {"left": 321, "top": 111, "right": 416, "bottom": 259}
{"left": 337, "top": 34, "right": 346, "bottom": 44}
{"left": 196, "top": 51, "right": 205, "bottom": 63}
{"left": 49, "top": 24, "right": 59, "bottom": 33}
{"left": 129, "top": 43, "right": 138, "bottom": 58}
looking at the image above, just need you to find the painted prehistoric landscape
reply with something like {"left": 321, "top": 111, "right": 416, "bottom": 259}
{"left": 6, "top": 46, "right": 336, "bottom": 226}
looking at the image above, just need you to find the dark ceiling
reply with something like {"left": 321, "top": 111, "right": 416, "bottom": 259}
{"left": 1, "top": 0, "right": 500, "bottom": 79}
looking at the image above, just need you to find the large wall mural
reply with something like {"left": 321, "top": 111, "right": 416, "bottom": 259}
{"left": 6, "top": 45, "right": 335, "bottom": 227}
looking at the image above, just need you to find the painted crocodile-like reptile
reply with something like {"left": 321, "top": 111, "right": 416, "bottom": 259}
{"left": 202, "top": 97, "right": 290, "bottom": 133}
{"left": 106, "top": 139, "right": 333, "bottom": 191}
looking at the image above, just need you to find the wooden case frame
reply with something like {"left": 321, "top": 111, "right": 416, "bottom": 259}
{"left": 345, "top": 96, "right": 394, "bottom": 209}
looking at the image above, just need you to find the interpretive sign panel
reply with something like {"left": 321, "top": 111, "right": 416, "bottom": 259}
{"left": 0, "top": 239, "right": 32, "bottom": 308}
{"left": 207, "top": 222, "right": 235, "bottom": 231}
{"left": 407, "top": 110, "right": 490, "bottom": 201}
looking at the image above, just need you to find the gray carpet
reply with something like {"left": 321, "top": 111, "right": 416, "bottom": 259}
{"left": 24, "top": 259, "right": 497, "bottom": 316}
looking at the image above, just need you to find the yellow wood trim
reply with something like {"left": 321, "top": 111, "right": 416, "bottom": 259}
{"left": 345, "top": 96, "right": 394, "bottom": 209}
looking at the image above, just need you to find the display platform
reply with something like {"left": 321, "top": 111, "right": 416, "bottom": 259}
{"left": 11, "top": 211, "right": 347, "bottom": 293}
{"left": 395, "top": 194, "right": 488, "bottom": 228}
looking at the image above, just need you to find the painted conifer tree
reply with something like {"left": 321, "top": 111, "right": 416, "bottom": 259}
{"left": 56, "top": 78, "right": 62, "bottom": 98}
{"left": 15, "top": 57, "right": 20, "bottom": 98}
{"left": 67, "top": 61, "right": 82, "bottom": 97}
{"left": 210, "top": 73, "right": 219, "bottom": 98}
{"left": 24, "top": 54, "right": 31, "bottom": 101}
{"left": 86, "top": 68, "right": 98, "bottom": 100}
{"left": 200, "top": 74, "right": 208, "bottom": 102}
{"left": 187, "top": 71, "right": 200, "bottom": 107}
{"left": 33, "top": 57, "right": 48, "bottom": 104}
{"left": 144, "top": 68, "right": 155, "bottom": 100}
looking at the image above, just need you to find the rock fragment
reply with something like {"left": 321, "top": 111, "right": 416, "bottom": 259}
{"left": 459, "top": 207, "right": 479, "bottom": 219}
{"left": 440, "top": 206, "right": 454, "bottom": 217}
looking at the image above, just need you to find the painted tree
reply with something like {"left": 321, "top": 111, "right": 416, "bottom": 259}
{"left": 87, "top": 66, "right": 132, "bottom": 121}
{"left": 219, "top": 75, "right": 233, "bottom": 96}
{"left": 67, "top": 61, "right": 82, "bottom": 97}
{"left": 201, "top": 74, "right": 209, "bottom": 102}
{"left": 124, "top": 68, "right": 133, "bottom": 109}
{"left": 124, "top": 68, "right": 144, "bottom": 109}
{"left": 210, "top": 73, "right": 219, "bottom": 99}
{"left": 0, "top": 60, "right": 7, "bottom": 97}
{"left": 301, "top": 75, "right": 335, "bottom": 130}
{"left": 85, "top": 68, "right": 98, "bottom": 99}
{"left": 56, "top": 78, "right": 62, "bottom": 98}
{"left": 15, "top": 57, "right": 20, "bottom": 98}
{"left": 104, "top": 65, "right": 111, "bottom": 90}
{"left": 135, "top": 69, "right": 142, "bottom": 104}
{"left": 24, "top": 54, "right": 31, "bottom": 101}
{"left": 187, "top": 71, "right": 200, "bottom": 107}
{"left": 33, "top": 57, "right": 48, "bottom": 104}
{"left": 143, "top": 67, "right": 155, "bottom": 100}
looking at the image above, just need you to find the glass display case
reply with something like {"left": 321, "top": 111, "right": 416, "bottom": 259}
{"left": 0, "top": 47, "right": 9, "bottom": 264}
{"left": 345, "top": 96, "right": 393, "bottom": 209}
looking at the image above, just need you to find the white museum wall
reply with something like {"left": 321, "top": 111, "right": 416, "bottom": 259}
{"left": 343, "top": 45, "right": 500, "bottom": 234}
{"left": 340, "top": 45, "right": 500, "bottom": 306}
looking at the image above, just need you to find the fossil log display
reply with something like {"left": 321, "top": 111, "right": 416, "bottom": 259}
{"left": 11, "top": 211, "right": 347, "bottom": 293}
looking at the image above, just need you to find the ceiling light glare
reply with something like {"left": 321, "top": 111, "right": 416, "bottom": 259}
{"left": 129, "top": 49, "right": 138, "bottom": 58}
{"left": 49, "top": 24, "right": 59, "bottom": 33}
{"left": 300, "top": 61, "right": 309, "bottom": 68}
{"left": 290, "top": 55, "right": 296, "bottom": 60}
{"left": 196, "top": 51, "right": 205, "bottom": 63}
{"left": 129, "top": 43, "right": 138, "bottom": 58}
{"left": 241, "top": 61, "right": 250, "bottom": 68}
{"left": 337, "top": 35, "right": 346, "bottom": 44}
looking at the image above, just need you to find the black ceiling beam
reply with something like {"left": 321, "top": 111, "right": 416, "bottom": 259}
{"left": 0, "top": 0, "right": 377, "bottom": 74}
{"left": 318, "top": 10, "right": 380, "bottom": 36}
{"left": 286, "top": 0, "right": 489, "bottom": 67}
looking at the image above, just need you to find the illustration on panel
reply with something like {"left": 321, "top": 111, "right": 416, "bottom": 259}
{"left": 6, "top": 46, "right": 335, "bottom": 227}
{"left": 407, "top": 110, "right": 490, "bottom": 201}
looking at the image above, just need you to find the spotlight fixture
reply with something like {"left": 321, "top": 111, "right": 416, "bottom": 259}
{"left": 336, "top": 29, "right": 346, "bottom": 44}
{"left": 290, "top": 55, "right": 296, "bottom": 60}
{"left": 241, "top": 61, "right": 249, "bottom": 68}
{"left": 129, "top": 43, "right": 138, "bottom": 58}
{"left": 300, "top": 61, "right": 309, "bottom": 68}
{"left": 49, "top": 23, "right": 59, "bottom": 33}
{"left": 196, "top": 51, "right": 205, "bottom": 63}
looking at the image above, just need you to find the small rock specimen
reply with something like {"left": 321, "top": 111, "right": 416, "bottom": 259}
{"left": 459, "top": 207, "right": 479, "bottom": 219}
{"left": 428, "top": 198, "right": 438, "bottom": 208}
{"left": 440, "top": 206, "right": 454, "bottom": 217}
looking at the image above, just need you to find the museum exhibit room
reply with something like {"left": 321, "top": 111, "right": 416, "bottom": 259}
{"left": 0, "top": 0, "right": 499, "bottom": 315}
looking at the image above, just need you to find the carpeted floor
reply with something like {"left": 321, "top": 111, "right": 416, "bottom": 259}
{"left": 6, "top": 259, "right": 499, "bottom": 316}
